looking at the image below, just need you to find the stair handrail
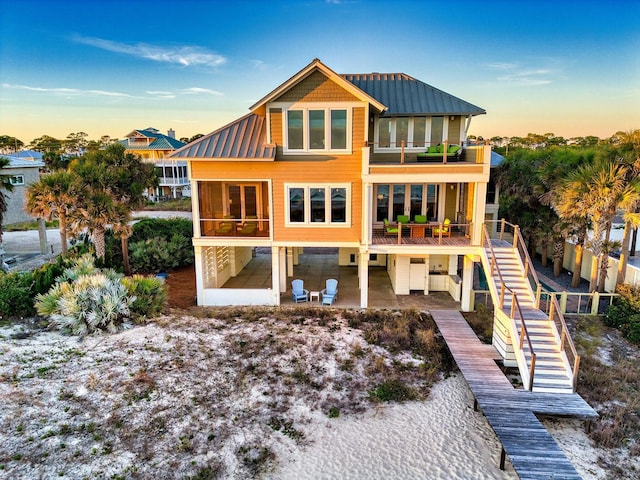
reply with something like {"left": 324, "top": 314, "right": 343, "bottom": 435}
{"left": 548, "top": 295, "right": 580, "bottom": 393}
{"left": 483, "top": 225, "right": 537, "bottom": 390}
{"left": 512, "top": 225, "right": 543, "bottom": 308}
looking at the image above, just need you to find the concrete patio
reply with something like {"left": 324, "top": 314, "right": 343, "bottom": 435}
{"left": 222, "top": 248, "right": 460, "bottom": 310}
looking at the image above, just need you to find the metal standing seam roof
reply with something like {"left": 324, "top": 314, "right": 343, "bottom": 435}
{"left": 342, "top": 73, "right": 486, "bottom": 116}
{"left": 170, "top": 113, "right": 276, "bottom": 160}
{"left": 121, "top": 129, "right": 186, "bottom": 151}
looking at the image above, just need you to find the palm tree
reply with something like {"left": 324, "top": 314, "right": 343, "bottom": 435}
{"left": 553, "top": 159, "right": 639, "bottom": 292}
{"left": 26, "top": 171, "right": 78, "bottom": 254}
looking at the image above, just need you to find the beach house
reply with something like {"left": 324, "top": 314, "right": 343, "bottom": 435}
{"left": 171, "top": 58, "right": 581, "bottom": 394}
{"left": 120, "top": 128, "right": 187, "bottom": 200}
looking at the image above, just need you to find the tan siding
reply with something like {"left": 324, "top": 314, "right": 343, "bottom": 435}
{"left": 270, "top": 108, "right": 283, "bottom": 156}
{"left": 275, "top": 70, "right": 359, "bottom": 103}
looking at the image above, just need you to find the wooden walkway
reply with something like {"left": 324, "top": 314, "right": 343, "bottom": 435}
{"left": 431, "top": 310, "right": 598, "bottom": 480}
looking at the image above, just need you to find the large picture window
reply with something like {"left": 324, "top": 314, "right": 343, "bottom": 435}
{"left": 286, "top": 184, "right": 350, "bottom": 226}
{"left": 285, "top": 107, "right": 350, "bottom": 153}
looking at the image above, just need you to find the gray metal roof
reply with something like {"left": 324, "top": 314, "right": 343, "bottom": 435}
{"left": 342, "top": 73, "right": 486, "bottom": 116}
{"left": 170, "top": 113, "right": 276, "bottom": 160}
{"left": 1, "top": 155, "right": 45, "bottom": 168}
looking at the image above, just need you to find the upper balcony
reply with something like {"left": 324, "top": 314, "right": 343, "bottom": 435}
{"left": 363, "top": 142, "right": 491, "bottom": 178}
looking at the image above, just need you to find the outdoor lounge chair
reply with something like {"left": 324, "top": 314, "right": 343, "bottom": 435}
{"left": 238, "top": 215, "right": 257, "bottom": 236}
{"left": 383, "top": 218, "right": 398, "bottom": 236}
{"left": 432, "top": 218, "right": 451, "bottom": 237}
{"left": 291, "top": 279, "right": 309, "bottom": 303}
{"left": 321, "top": 278, "right": 338, "bottom": 305}
{"left": 215, "top": 215, "right": 235, "bottom": 236}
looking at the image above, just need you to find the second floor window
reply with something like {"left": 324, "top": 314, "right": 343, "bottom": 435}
{"left": 285, "top": 108, "right": 350, "bottom": 153}
{"left": 286, "top": 184, "right": 350, "bottom": 225}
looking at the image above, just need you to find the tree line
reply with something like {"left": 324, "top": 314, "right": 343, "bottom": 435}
{"left": 494, "top": 129, "right": 640, "bottom": 293}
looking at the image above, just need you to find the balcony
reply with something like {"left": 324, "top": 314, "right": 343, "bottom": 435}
{"left": 366, "top": 142, "right": 488, "bottom": 166}
{"left": 371, "top": 220, "right": 472, "bottom": 246}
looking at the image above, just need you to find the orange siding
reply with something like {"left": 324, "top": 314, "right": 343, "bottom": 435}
{"left": 193, "top": 106, "right": 365, "bottom": 244}
{"left": 368, "top": 164, "right": 485, "bottom": 176}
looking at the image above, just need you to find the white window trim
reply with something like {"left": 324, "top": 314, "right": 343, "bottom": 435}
{"left": 285, "top": 183, "right": 351, "bottom": 227}
{"left": 271, "top": 102, "right": 356, "bottom": 155}
{"left": 375, "top": 116, "right": 449, "bottom": 151}
{"left": 9, "top": 175, "right": 24, "bottom": 186}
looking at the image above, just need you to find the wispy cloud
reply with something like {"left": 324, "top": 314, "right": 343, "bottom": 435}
{"left": 485, "top": 62, "right": 553, "bottom": 86}
{"left": 146, "top": 87, "right": 223, "bottom": 99}
{"left": 2, "top": 83, "right": 132, "bottom": 97}
{"left": 72, "top": 35, "right": 226, "bottom": 68}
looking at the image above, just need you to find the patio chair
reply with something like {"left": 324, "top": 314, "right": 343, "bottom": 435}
{"left": 383, "top": 218, "right": 398, "bottom": 236}
{"left": 215, "top": 215, "right": 235, "bottom": 236}
{"left": 238, "top": 215, "right": 257, "bottom": 236}
{"left": 432, "top": 218, "right": 451, "bottom": 237}
{"left": 321, "top": 278, "right": 338, "bottom": 305}
{"left": 291, "top": 279, "right": 309, "bottom": 303}
{"left": 414, "top": 214, "right": 427, "bottom": 224}
{"left": 396, "top": 214, "right": 409, "bottom": 224}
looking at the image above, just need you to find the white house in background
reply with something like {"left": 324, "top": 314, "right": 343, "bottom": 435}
{"left": 119, "top": 128, "right": 187, "bottom": 200}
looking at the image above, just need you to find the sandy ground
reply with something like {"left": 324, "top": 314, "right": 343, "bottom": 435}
{"left": 1, "top": 311, "right": 629, "bottom": 480}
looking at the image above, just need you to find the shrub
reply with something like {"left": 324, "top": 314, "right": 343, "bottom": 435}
{"left": 370, "top": 379, "right": 417, "bottom": 402}
{"left": 130, "top": 218, "right": 193, "bottom": 244}
{"left": 36, "top": 273, "right": 134, "bottom": 336}
{"left": 605, "top": 284, "right": 640, "bottom": 344}
{"left": 0, "top": 271, "right": 35, "bottom": 318}
{"left": 122, "top": 275, "right": 167, "bottom": 321}
{"left": 129, "top": 235, "right": 194, "bottom": 273}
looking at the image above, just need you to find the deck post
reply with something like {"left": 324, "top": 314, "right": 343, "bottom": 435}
{"left": 359, "top": 252, "right": 369, "bottom": 308}
{"left": 460, "top": 255, "right": 474, "bottom": 311}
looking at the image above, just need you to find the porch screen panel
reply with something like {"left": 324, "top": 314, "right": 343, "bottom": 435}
{"left": 413, "top": 118, "right": 426, "bottom": 147}
{"left": 289, "top": 187, "right": 305, "bottom": 223}
{"left": 379, "top": 118, "right": 391, "bottom": 147}
{"left": 430, "top": 116, "right": 444, "bottom": 146}
{"left": 228, "top": 185, "right": 241, "bottom": 218}
{"left": 392, "top": 185, "right": 405, "bottom": 221}
{"left": 330, "top": 187, "right": 346, "bottom": 223}
{"left": 287, "top": 110, "right": 303, "bottom": 149}
{"left": 310, "top": 188, "right": 325, "bottom": 223}
{"left": 375, "top": 185, "right": 389, "bottom": 222}
{"left": 309, "top": 110, "right": 325, "bottom": 150}
{"left": 396, "top": 118, "right": 409, "bottom": 148}
{"left": 331, "top": 110, "right": 347, "bottom": 150}
{"left": 244, "top": 186, "right": 257, "bottom": 217}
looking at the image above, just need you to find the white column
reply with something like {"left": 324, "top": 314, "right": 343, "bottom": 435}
{"left": 460, "top": 254, "right": 474, "bottom": 311}
{"left": 194, "top": 246, "right": 205, "bottom": 306}
{"left": 278, "top": 247, "right": 287, "bottom": 292}
{"left": 272, "top": 246, "right": 282, "bottom": 298}
{"left": 287, "top": 247, "right": 294, "bottom": 277}
{"left": 424, "top": 255, "right": 430, "bottom": 294}
{"left": 359, "top": 252, "right": 369, "bottom": 308}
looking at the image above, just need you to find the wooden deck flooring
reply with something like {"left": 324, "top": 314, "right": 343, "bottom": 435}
{"left": 431, "top": 310, "right": 598, "bottom": 480}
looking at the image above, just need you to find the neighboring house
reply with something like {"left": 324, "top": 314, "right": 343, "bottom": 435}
{"left": 120, "top": 128, "right": 187, "bottom": 200}
{"left": 170, "top": 58, "right": 492, "bottom": 309}
{"left": 0, "top": 154, "right": 45, "bottom": 225}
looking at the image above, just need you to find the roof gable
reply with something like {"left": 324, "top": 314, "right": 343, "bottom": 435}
{"left": 342, "top": 73, "right": 485, "bottom": 116}
{"left": 250, "top": 58, "right": 386, "bottom": 113}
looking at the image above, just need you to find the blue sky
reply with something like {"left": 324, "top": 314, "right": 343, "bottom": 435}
{"left": 1, "top": 0, "right": 638, "bottom": 144}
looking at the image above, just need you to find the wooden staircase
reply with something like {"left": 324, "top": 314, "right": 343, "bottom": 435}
{"left": 481, "top": 222, "right": 580, "bottom": 394}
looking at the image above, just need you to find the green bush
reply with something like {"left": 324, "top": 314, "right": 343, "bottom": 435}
{"left": 369, "top": 379, "right": 417, "bottom": 402}
{"left": 130, "top": 218, "right": 193, "bottom": 244}
{"left": 605, "top": 284, "right": 640, "bottom": 344}
{"left": 35, "top": 254, "right": 165, "bottom": 336}
{"left": 122, "top": 275, "right": 167, "bottom": 321}
{"left": 129, "top": 235, "right": 194, "bottom": 273}
{"left": 0, "top": 271, "right": 35, "bottom": 318}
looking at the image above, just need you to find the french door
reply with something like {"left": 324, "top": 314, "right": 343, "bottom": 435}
{"left": 226, "top": 184, "right": 259, "bottom": 219}
{"left": 375, "top": 184, "right": 439, "bottom": 222}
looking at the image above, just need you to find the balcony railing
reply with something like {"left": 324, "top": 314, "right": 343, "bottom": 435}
{"left": 371, "top": 220, "right": 472, "bottom": 246}
{"left": 367, "top": 141, "right": 486, "bottom": 165}
{"left": 158, "top": 177, "right": 189, "bottom": 186}
{"left": 200, "top": 217, "right": 270, "bottom": 238}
